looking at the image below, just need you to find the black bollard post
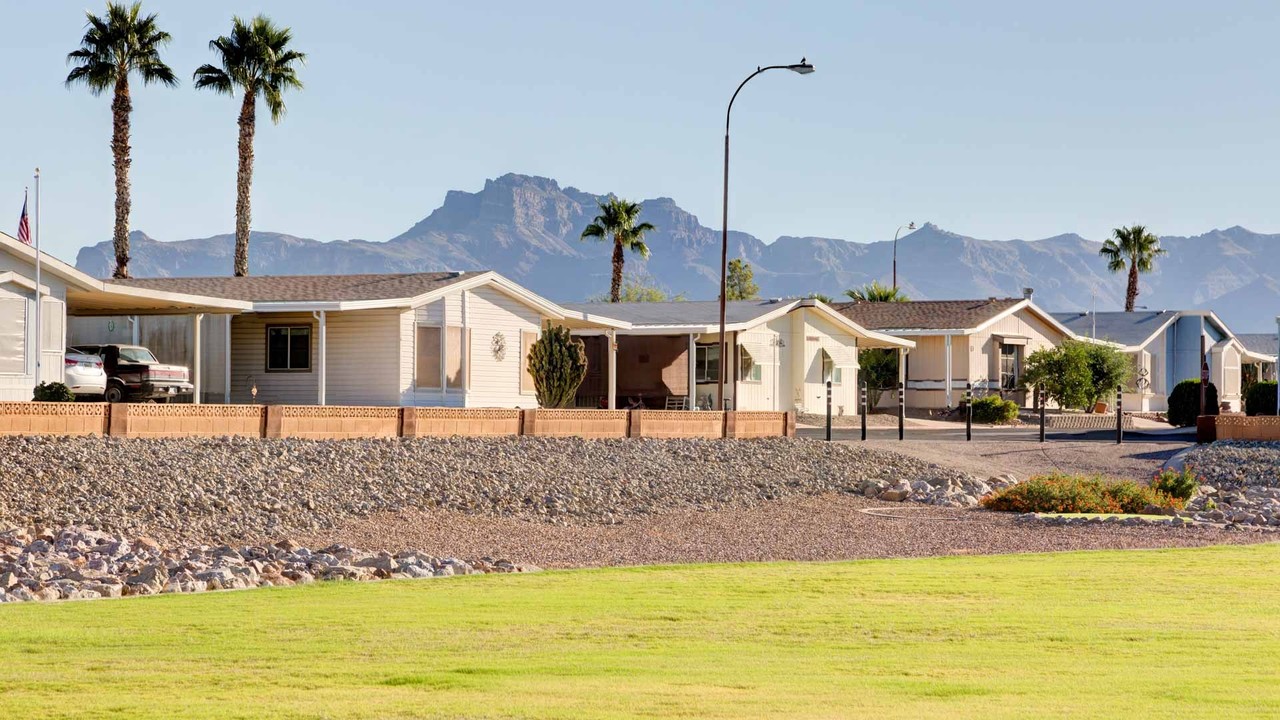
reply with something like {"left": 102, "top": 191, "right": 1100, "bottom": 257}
{"left": 897, "top": 382, "right": 905, "bottom": 441}
{"left": 1038, "top": 388, "right": 1046, "bottom": 443}
{"left": 1115, "top": 384, "right": 1123, "bottom": 445}
{"left": 860, "top": 381, "right": 868, "bottom": 442}
{"left": 825, "top": 380, "right": 833, "bottom": 442}
{"left": 965, "top": 382, "right": 973, "bottom": 442}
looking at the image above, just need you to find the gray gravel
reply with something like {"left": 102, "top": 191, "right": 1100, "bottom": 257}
{"left": 0, "top": 435, "right": 970, "bottom": 545}
{"left": 1183, "top": 441, "right": 1280, "bottom": 489}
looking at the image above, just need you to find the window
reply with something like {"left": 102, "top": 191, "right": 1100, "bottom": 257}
{"left": 739, "top": 347, "right": 761, "bottom": 383}
{"left": 820, "top": 349, "right": 842, "bottom": 386}
{"left": 1000, "top": 343, "right": 1020, "bottom": 390}
{"left": 266, "top": 326, "right": 311, "bottom": 371}
{"left": 416, "top": 326, "right": 442, "bottom": 389}
{"left": 520, "top": 330, "right": 538, "bottom": 394}
{"left": 695, "top": 345, "right": 721, "bottom": 384}
{"left": 418, "top": 326, "right": 470, "bottom": 391}
{"left": 41, "top": 299, "right": 62, "bottom": 350}
{"left": 0, "top": 298, "right": 25, "bottom": 375}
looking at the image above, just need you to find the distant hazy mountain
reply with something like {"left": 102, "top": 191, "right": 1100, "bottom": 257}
{"left": 74, "top": 173, "right": 1280, "bottom": 331}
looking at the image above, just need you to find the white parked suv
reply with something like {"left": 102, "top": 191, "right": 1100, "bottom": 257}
{"left": 63, "top": 349, "right": 108, "bottom": 398}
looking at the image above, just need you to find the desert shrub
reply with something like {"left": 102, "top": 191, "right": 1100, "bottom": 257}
{"left": 32, "top": 382, "right": 75, "bottom": 402}
{"left": 1023, "top": 340, "right": 1132, "bottom": 410}
{"left": 527, "top": 323, "right": 588, "bottom": 408}
{"left": 970, "top": 395, "right": 1019, "bottom": 424}
{"left": 858, "top": 348, "right": 897, "bottom": 408}
{"left": 980, "top": 473, "right": 1182, "bottom": 514}
{"left": 1166, "top": 379, "right": 1218, "bottom": 427}
{"left": 1244, "top": 381, "right": 1278, "bottom": 416}
{"left": 1152, "top": 466, "right": 1200, "bottom": 501}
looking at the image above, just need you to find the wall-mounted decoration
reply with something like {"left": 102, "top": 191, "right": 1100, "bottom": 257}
{"left": 491, "top": 332, "right": 507, "bottom": 361}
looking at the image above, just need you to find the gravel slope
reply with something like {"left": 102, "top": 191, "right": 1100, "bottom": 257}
{"left": 0, "top": 435, "right": 970, "bottom": 544}
{"left": 1183, "top": 441, "right": 1280, "bottom": 488}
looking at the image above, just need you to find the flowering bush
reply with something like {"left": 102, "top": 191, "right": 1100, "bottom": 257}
{"left": 980, "top": 473, "right": 1183, "bottom": 514}
{"left": 1151, "top": 466, "right": 1200, "bottom": 501}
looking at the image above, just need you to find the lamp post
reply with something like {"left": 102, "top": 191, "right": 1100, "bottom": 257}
{"left": 892, "top": 221, "right": 916, "bottom": 290}
{"left": 718, "top": 58, "right": 814, "bottom": 409}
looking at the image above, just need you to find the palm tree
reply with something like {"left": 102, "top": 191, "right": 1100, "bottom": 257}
{"left": 194, "top": 15, "right": 305, "bottom": 277}
{"left": 65, "top": 1, "right": 177, "bottom": 279}
{"left": 845, "top": 280, "right": 909, "bottom": 303}
{"left": 580, "top": 198, "right": 656, "bottom": 303}
{"left": 1099, "top": 225, "right": 1166, "bottom": 312}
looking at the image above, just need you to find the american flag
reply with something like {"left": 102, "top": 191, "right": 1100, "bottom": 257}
{"left": 16, "top": 193, "right": 30, "bottom": 245}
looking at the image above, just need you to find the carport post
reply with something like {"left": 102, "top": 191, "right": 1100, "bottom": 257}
{"left": 313, "top": 310, "right": 327, "bottom": 406}
{"left": 687, "top": 333, "right": 696, "bottom": 409}
{"left": 191, "top": 313, "right": 203, "bottom": 404}
{"left": 224, "top": 316, "right": 231, "bottom": 404}
{"left": 607, "top": 330, "right": 618, "bottom": 410}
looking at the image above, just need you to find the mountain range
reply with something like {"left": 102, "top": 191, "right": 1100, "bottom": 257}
{"left": 74, "top": 172, "right": 1280, "bottom": 332}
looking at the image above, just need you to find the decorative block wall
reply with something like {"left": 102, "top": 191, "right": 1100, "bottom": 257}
{"left": 725, "top": 411, "right": 793, "bottom": 439}
{"left": 269, "top": 405, "right": 401, "bottom": 440}
{"left": 402, "top": 407, "right": 521, "bottom": 437}
{"left": 633, "top": 410, "right": 724, "bottom": 439}
{"left": 0, "top": 402, "right": 108, "bottom": 436}
{"left": 523, "top": 409, "right": 630, "bottom": 438}
{"left": 110, "top": 403, "right": 266, "bottom": 438}
{"left": 1214, "top": 415, "right": 1280, "bottom": 441}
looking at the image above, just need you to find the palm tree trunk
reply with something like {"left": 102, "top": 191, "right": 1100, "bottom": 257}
{"left": 110, "top": 75, "right": 132, "bottom": 279}
{"left": 610, "top": 238, "right": 624, "bottom": 303}
{"left": 233, "top": 90, "right": 257, "bottom": 277}
{"left": 1125, "top": 261, "right": 1139, "bottom": 312}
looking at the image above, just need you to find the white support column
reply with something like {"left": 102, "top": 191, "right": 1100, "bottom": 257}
{"left": 944, "top": 334, "right": 953, "bottom": 409}
{"left": 607, "top": 330, "right": 618, "bottom": 410}
{"left": 460, "top": 290, "right": 469, "bottom": 401}
{"left": 191, "top": 313, "right": 203, "bottom": 404}
{"left": 224, "top": 316, "right": 232, "bottom": 404}
{"left": 313, "top": 310, "right": 327, "bottom": 405}
{"left": 899, "top": 347, "right": 907, "bottom": 385}
{"left": 1275, "top": 315, "right": 1279, "bottom": 416}
{"left": 688, "top": 333, "right": 698, "bottom": 409}
{"left": 130, "top": 315, "right": 139, "bottom": 345}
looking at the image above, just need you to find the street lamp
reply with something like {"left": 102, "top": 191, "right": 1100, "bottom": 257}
{"left": 892, "top": 221, "right": 916, "bottom": 290}
{"left": 718, "top": 58, "right": 814, "bottom": 409}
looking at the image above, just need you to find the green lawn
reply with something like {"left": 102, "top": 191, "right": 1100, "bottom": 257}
{"left": 2, "top": 544, "right": 1278, "bottom": 719}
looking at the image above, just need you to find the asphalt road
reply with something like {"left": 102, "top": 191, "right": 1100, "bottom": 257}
{"left": 796, "top": 425, "right": 1197, "bottom": 444}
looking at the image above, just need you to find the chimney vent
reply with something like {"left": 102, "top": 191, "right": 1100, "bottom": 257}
{"left": 1023, "top": 287, "right": 1034, "bottom": 301}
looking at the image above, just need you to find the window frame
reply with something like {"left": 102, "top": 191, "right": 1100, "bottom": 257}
{"left": 999, "top": 343, "right": 1021, "bottom": 391}
{"left": 821, "top": 349, "right": 842, "bottom": 386}
{"left": 0, "top": 297, "right": 26, "bottom": 376}
{"left": 694, "top": 344, "right": 721, "bottom": 384}
{"left": 264, "top": 324, "right": 312, "bottom": 373}
{"left": 739, "top": 346, "right": 762, "bottom": 383}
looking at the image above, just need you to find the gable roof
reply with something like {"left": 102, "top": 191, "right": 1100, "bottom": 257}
{"left": 559, "top": 299, "right": 789, "bottom": 328}
{"left": 830, "top": 298, "right": 1025, "bottom": 333}
{"left": 1238, "top": 333, "right": 1278, "bottom": 359}
{"left": 1050, "top": 310, "right": 1178, "bottom": 348}
{"left": 106, "top": 272, "right": 480, "bottom": 303}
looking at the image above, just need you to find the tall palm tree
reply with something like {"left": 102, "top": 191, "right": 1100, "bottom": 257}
{"left": 580, "top": 198, "right": 656, "bottom": 303}
{"left": 194, "top": 15, "right": 305, "bottom": 277}
{"left": 845, "top": 280, "right": 909, "bottom": 303}
{"left": 65, "top": 1, "right": 177, "bottom": 279}
{"left": 1099, "top": 225, "right": 1166, "bottom": 312}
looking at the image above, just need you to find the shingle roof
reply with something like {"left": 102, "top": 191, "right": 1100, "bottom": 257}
{"left": 1238, "top": 333, "right": 1278, "bottom": 357}
{"left": 829, "top": 298, "right": 1023, "bottom": 331}
{"left": 560, "top": 300, "right": 791, "bottom": 327}
{"left": 104, "top": 272, "right": 479, "bottom": 303}
{"left": 1049, "top": 311, "right": 1177, "bottom": 348}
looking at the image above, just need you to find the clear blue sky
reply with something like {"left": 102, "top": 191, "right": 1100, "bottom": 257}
{"left": 5, "top": 0, "right": 1280, "bottom": 261}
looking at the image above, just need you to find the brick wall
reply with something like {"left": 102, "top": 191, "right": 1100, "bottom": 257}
{"left": 632, "top": 410, "right": 723, "bottom": 439}
{"left": 523, "top": 409, "right": 631, "bottom": 438}
{"left": 0, "top": 402, "right": 108, "bottom": 436}
{"left": 403, "top": 407, "right": 521, "bottom": 437}
{"left": 1215, "top": 415, "right": 1280, "bottom": 441}
{"left": 109, "top": 404, "right": 266, "bottom": 438}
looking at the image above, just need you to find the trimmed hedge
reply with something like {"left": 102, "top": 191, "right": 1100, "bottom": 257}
{"left": 980, "top": 473, "right": 1183, "bottom": 514}
{"left": 1166, "top": 379, "right": 1217, "bottom": 427}
{"left": 971, "top": 395, "right": 1019, "bottom": 424}
{"left": 1245, "top": 381, "right": 1278, "bottom": 416}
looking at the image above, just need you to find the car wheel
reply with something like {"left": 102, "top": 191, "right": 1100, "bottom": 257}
{"left": 104, "top": 385, "right": 125, "bottom": 403}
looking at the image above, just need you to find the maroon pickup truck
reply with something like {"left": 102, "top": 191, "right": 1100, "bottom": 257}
{"left": 70, "top": 344, "right": 193, "bottom": 403}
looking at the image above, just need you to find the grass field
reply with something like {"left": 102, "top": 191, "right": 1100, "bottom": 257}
{"left": 1, "top": 544, "right": 1277, "bottom": 719}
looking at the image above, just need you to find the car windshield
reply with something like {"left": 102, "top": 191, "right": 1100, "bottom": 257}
{"left": 118, "top": 347, "right": 158, "bottom": 363}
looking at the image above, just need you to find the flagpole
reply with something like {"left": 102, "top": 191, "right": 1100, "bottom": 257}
{"left": 33, "top": 168, "right": 41, "bottom": 384}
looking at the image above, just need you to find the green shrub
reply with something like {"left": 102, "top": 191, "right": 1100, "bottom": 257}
{"left": 1166, "top": 379, "right": 1217, "bottom": 427}
{"left": 527, "top": 323, "right": 588, "bottom": 408}
{"left": 1152, "top": 466, "right": 1200, "bottom": 501}
{"left": 32, "top": 382, "right": 75, "bottom": 402}
{"left": 970, "top": 395, "right": 1019, "bottom": 424}
{"left": 1244, "top": 381, "right": 1278, "bottom": 416}
{"left": 980, "top": 473, "right": 1183, "bottom": 514}
{"left": 1023, "top": 340, "right": 1133, "bottom": 410}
